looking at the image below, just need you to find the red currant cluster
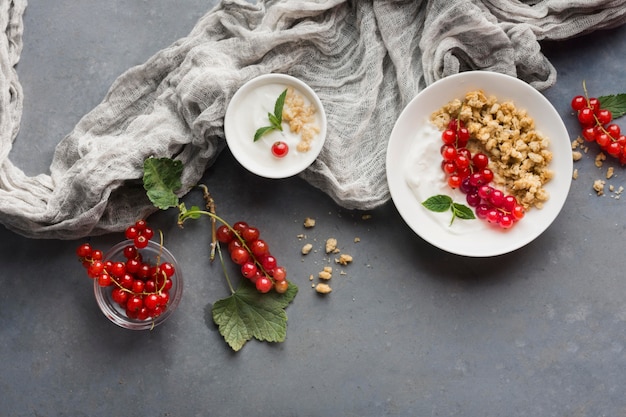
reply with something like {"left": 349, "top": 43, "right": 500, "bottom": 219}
{"left": 124, "top": 219, "right": 154, "bottom": 248}
{"left": 440, "top": 119, "right": 525, "bottom": 229}
{"left": 216, "top": 221, "right": 289, "bottom": 294}
{"left": 571, "top": 95, "right": 625, "bottom": 162}
{"left": 76, "top": 220, "right": 175, "bottom": 321}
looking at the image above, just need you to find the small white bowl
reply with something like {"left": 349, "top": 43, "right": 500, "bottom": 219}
{"left": 224, "top": 74, "right": 327, "bottom": 179}
{"left": 386, "top": 71, "right": 572, "bottom": 257}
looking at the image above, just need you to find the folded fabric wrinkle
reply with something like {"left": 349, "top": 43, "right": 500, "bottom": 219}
{"left": 0, "top": 0, "right": 625, "bottom": 239}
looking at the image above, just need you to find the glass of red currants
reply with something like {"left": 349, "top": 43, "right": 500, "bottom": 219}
{"left": 77, "top": 221, "right": 183, "bottom": 330}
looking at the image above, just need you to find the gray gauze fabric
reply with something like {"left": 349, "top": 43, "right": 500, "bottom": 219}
{"left": 1, "top": 0, "right": 625, "bottom": 239}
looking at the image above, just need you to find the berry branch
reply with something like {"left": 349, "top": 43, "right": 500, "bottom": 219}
{"left": 571, "top": 81, "right": 626, "bottom": 162}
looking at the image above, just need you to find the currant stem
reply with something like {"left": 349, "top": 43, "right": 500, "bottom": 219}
{"left": 198, "top": 184, "right": 218, "bottom": 263}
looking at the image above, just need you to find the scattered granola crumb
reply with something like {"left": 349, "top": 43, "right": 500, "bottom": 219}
{"left": 593, "top": 179, "right": 606, "bottom": 196}
{"left": 572, "top": 151, "right": 582, "bottom": 161}
{"left": 318, "top": 270, "right": 332, "bottom": 280}
{"left": 607, "top": 166, "right": 614, "bottom": 179}
{"left": 572, "top": 139, "right": 580, "bottom": 150}
{"left": 354, "top": 237, "right": 361, "bottom": 243}
{"left": 297, "top": 233, "right": 305, "bottom": 239}
{"left": 303, "top": 217, "right": 316, "bottom": 228}
{"left": 335, "top": 254, "right": 353, "bottom": 265}
{"left": 325, "top": 237, "right": 338, "bottom": 254}
{"left": 315, "top": 283, "right": 332, "bottom": 294}
{"left": 610, "top": 184, "right": 615, "bottom": 192}
{"left": 309, "top": 274, "right": 314, "bottom": 281}
{"left": 572, "top": 168, "right": 578, "bottom": 180}
{"left": 595, "top": 152, "right": 606, "bottom": 167}
{"left": 301, "top": 243, "right": 313, "bottom": 255}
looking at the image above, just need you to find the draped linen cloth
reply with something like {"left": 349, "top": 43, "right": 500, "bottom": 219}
{"left": 1, "top": 0, "right": 625, "bottom": 239}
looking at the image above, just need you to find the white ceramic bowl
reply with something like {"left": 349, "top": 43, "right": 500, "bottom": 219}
{"left": 224, "top": 73, "right": 327, "bottom": 178}
{"left": 386, "top": 71, "right": 572, "bottom": 257}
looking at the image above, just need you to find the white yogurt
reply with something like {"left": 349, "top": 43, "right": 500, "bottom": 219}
{"left": 404, "top": 122, "right": 485, "bottom": 235}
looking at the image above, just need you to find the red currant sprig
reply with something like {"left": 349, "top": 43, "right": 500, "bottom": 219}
{"left": 439, "top": 118, "right": 525, "bottom": 229}
{"left": 216, "top": 221, "right": 289, "bottom": 294}
{"left": 571, "top": 90, "right": 626, "bottom": 164}
{"left": 77, "top": 220, "right": 175, "bottom": 321}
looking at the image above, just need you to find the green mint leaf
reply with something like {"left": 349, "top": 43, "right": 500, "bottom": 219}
{"left": 254, "top": 125, "right": 276, "bottom": 142}
{"left": 268, "top": 112, "right": 282, "bottom": 129}
{"left": 452, "top": 203, "right": 476, "bottom": 220}
{"left": 253, "top": 89, "right": 288, "bottom": 141}
{"left": 212, "top": 279, "right": 298, "bottom": 351}
{"left": 422, "top": 195, "right": 453, "bottom": 212}
{"left": 143, "top": 157, "right": 183, "bottom": 210}
{"left": 598, "top": 93, "right": 626, "bottom": 119}
{"left": 274, "top": 88, "right": 288, "bottom": 124}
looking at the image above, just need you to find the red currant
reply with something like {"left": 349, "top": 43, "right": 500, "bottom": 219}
{"left": 570, "top": 95, "right": 587, "bottom": 111}
{"left": 261, "top": 255, "right": 277, "bottom": 271}
{"left": 230, "top": 247, "right": 250, "bottom": 265}
{"left": 272, "top": 266, "right": 287, "bottom": 282}
{"left": 271, "top": 141, "right": 289, "bottom": 158}
{"left": 97, "top": 273, "right": 113, "bottom": 287}
{"left": 87, "top": 260, "right": 105, "bottom": 278}
{"left": 233, "top": 221, "right": 249, "bottom": 235}
{"left": 596, "top": 109, "right": 612, "bottom": 125}
{"left": 134, "top": 235, "right": 149, "bottom": 249}
{"left": 125, "top": 226, "right": 139, "bottom": 240}
{"left": 274, "top": 280, "right": 289, "bottom": 294}
{"left": 249, "top": 239, "right": 270, "bottom": 257}
{"left": 144, "top": 293, "right": 159, "bottom": 310}
{"left": 441, "top": 129, "right": 457, "bottom": 145}
{"left": 216, "top": 225, "right": 234, "bottom": 243}
{"left": 577, "top": 107, "right": 595, "bottom": 125}
{"left": 241, "top": 262, "right": 258, "bottom": 279}
{"left": 255, "top": 276, "right": 273, "bottom": 293}
{"left": 242, "top": 226, "right": 260, "bottom": 242}
{"left": 76, "top": 243, "right": 93, "bottom": 258}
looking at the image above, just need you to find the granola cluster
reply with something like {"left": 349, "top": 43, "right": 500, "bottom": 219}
{"left": 282, "top": 87, "right": 320, "bottom": 152}
{"left": 431, "top": 90, "right": 553, "bottom": 209}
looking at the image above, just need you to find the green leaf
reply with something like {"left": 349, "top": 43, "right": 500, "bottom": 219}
{"left": 252, "top": 89, "right": 288, "bottom": 141}
{"left": 452, "top": 203, "right": 476, "bottom": 220}
{"left": 268, "top": 113, "right": 282, "bottom": 130}
{"left": 143, "top": 157, "right": 183, "bottom": 210}
{"left": 254, "top": 126, "right": 275, "bottom": 142}
{"left": 212, "top": 279, "right": 298, "bottom": 351}
{"left": 422, "top": 195, "right": 453, "bottom": 212}
{"left": 273, "top": 88, "right": 288, "bottom": 124}
{"left": 599, "top": 93, "right": 626, "bottom": 119}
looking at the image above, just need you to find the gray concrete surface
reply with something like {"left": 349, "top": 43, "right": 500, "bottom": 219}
{"left": 2, "top": 1, "right": 626, "bottom": 416}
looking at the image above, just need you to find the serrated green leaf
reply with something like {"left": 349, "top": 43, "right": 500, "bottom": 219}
{"left": 143, "top": 157, "right": 183, "bottom": 210}
{"left": 422, "top": 195, "right": 453, "bottom": 212}
{"left": 254, "top": 125, "right": 275, "bottom": 142}
{"left": 452, "top": 203, "right": 476, "bottom": 220}
{"left": 599, "top": 93, "right": 626, "bottom": 119}
{"left": 212, "top": 280, "right": 298, "bottom": 351}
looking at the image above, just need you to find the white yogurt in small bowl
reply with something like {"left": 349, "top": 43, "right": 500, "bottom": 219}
{"left": 224, "top": 74, "right": 327, "bottom": 178}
